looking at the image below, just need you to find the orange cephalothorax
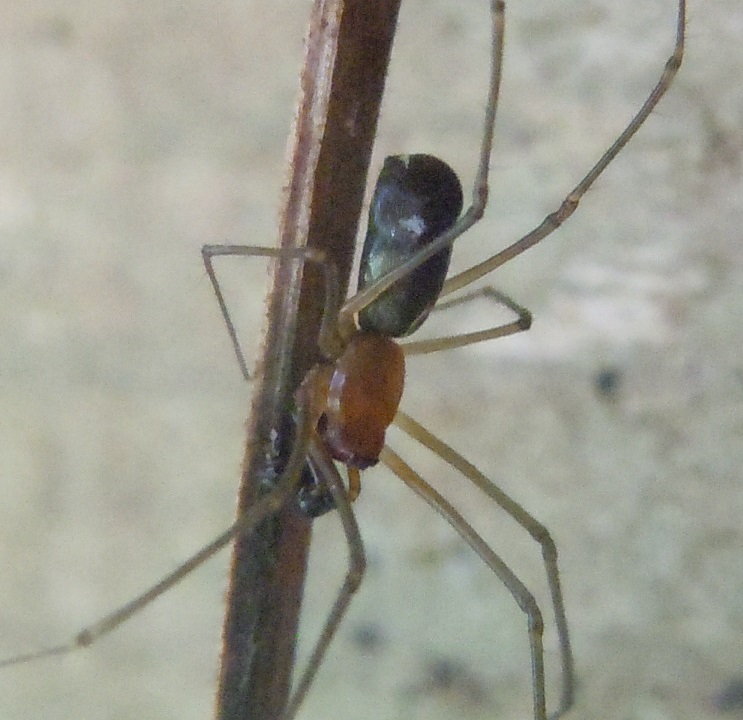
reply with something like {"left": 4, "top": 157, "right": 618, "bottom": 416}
{"left": 319, "top": 333, "right": 405, "bottom": 469}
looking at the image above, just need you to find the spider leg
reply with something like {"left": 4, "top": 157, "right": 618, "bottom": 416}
{"left": 402, "top": 286, "right": 532, "bottom": 355}
{"left": 283, "top": 439, "right": 366, "bottom": 720}
{"left": 379, "top": 443, "right": 551, "bottom": 720}
{"left": 392, "top": 410, "right": 575, "bottom": 718}
{"left": 441, "top": 0, "right": 686, "bottom": 299}
{"left": 0, "top": 380, "right": 318, "bottom": 670}
{"left": 202, "top": 244, "right": 343, "bottom": 379}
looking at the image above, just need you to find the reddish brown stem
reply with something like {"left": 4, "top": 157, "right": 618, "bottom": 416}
{"left": 215, "top": 2, "right": 402, "bottom": 719}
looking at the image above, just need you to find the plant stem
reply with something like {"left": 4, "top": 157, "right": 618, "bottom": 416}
{"left": 215, "top": 2, "right": 402, "bottom": 719}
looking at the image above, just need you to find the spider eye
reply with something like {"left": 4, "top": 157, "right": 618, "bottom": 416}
{"left": 357, "top": 153, "right": 463, "bottom": 338}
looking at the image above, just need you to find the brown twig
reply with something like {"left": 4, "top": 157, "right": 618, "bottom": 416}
{"left": 214, "top": 2, "right": 402, "bottom": 719}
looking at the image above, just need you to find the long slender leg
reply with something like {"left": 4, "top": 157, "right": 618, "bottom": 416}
{"left": 202, "top": 244, "right": 343, "bottom": 380}
{"left": 283, "top": 440, "right": 366, "bottom": 720}
{"left": 0, "top": 374, "right": 319, "bottom": 670}
{"left": 432, "top": 285, "right": 529, "bottom": 315}
{"left": 337, "top": 0, "right": 505, "bottom": 331}
{"left": 441, "top": 0, "right": 685, "bottom": 298}
{"left": 392, "top": 410, "right": 574, "bottom": 719}
{"left": 402, "top": 286, "right": 532, "bottom": 356}
{"left": 340, "top": 0, "right": 684, "bottom": 325}
{"left": 379, "top": 445, "right": 548, "bottom": 720}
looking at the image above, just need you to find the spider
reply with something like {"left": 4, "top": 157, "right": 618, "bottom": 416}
{"left": 1, "top": 1, "right": 684, "bottom": 719}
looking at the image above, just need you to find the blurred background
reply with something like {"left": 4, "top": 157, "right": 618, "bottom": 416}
{"left": 1, "top": 0, "right": 741, "bottom": 719}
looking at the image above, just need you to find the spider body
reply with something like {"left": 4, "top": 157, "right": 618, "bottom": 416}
{"left": 294, "top": 153, "right": 463, "bottom": 515}
{"left": 300, "top": 333, "right": 405, "bottom": 471}
{"left": 296, "top": 153, "right": 462, "bottom": 515}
